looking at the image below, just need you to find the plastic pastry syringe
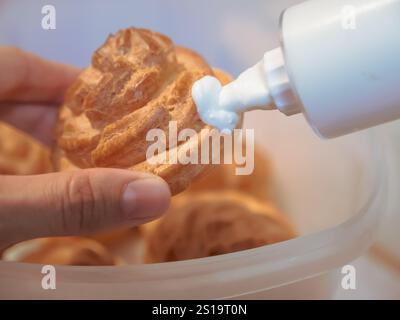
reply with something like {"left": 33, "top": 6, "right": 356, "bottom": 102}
{"left": 192, "top": 0, "right": 400, "bottom": 138}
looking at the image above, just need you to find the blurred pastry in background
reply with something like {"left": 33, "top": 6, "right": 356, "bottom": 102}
{"left": 3, "top": 237, "right": 123, "bottom": 266}
{"left": 0, "top": 122, "right": 53, "bottom": 175}
{"left": 53, "top": 27, "right": 232, "bottom": 195}
{"left": 186, "top": 147, "right": 271, "bottom": 201}
{"left": 144, "top": 191, "right": 296, "bottom": 263}
{"left": 140, "top": 146, "right": 272, "bottom": 235}
{"left": 88, "top": 227, "right": 137, "bottom": 247}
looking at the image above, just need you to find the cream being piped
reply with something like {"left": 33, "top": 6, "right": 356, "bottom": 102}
{"left": 192, "top": 0, "right": 400, "bottom": 139}
{"left": 192, "top": 48, "right": 299, "bottom": 133}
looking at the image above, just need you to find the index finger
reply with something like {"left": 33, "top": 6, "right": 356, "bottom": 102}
{"left": 0, "top": 47, "right": 80, "bottom": 103}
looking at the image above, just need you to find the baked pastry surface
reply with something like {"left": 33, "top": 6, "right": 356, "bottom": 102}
{"left": 54, "top": 28, "right": 229, "bottom": 194}
{"left": 144, "top": 191, "right": 296, "bottom": 263}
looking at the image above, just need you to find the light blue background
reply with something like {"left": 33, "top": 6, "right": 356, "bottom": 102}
{"left": 0, "top": 0, "right": 302, "bottom": 74}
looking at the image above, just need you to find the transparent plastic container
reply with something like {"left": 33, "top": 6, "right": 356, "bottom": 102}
{"left": 0, "top": 111, "right": 387, "bottom": 299}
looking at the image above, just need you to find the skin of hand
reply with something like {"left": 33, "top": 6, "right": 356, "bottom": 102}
{"left": 0, "top": 47, "right": 171, "bottom": 250}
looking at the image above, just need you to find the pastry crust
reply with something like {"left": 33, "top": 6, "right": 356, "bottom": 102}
{"left": 15, "top": 237, "right": 122, "bottom": 266}
{"left": 0, "top": 122, "right": 53, "bottom": 175}
{"left": 144, "top": 191, "right": 296, "bottom": 263}
{"left": 54, "top": 28, "right": 230, "bottom": 194}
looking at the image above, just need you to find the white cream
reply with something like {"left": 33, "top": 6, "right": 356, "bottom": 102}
{"left": 191, "top": 76, "right": 241, "bottom": 133}
{"left": 192, "top": 48, "right": 296, "bottom": 133}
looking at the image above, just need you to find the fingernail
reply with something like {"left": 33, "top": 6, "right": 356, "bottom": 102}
{"left": 121, "top": 178, "right": 171, "bottom": 221}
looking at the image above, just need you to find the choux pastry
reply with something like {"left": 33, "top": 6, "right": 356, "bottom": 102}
{"left": 54, "top": 28, "right": 231, "bottom": 195}
{"left": 145, "top": 191, "right": 296, "bottom": 263}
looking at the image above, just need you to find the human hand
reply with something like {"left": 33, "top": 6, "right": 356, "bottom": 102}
{"left": 0, "top": 47, "right": 171, "bottom": 250}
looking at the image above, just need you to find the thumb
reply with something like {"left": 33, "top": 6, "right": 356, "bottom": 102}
{"left": 0, "top": 169, "right": 171, "bottom": 248}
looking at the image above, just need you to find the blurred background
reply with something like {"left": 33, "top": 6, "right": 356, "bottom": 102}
{"left": 0, "top": 0, "right": 399, "bottom": 299}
